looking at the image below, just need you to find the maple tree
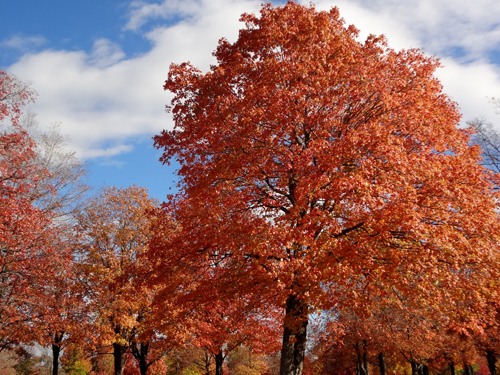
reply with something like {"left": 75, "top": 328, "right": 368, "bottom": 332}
{"left": 148, "top": 199, "right": 282, "bottom": 375}
{"left": 187, "top": 286, "right": 281, "bottom": 375}
{"left": 76, "top": 185, "right": 179, "bottom": 375}
{"left": 155, "top": 2, "right": 500, "bottom": 375}
{"left": 0, "top": 73, "right": 89, "bottom": 375}
{"left": 227, "top": 345, "right": 273, "bottom": 375}
{"left": 0, "top": 70, "right": 70, "bottom": 351}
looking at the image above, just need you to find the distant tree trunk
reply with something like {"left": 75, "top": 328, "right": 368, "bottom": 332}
{"left": 411, "top": 360, "right": 420, "bottom": 375}
{"left": 204, "top": 350, "right": 211, "bottom": 375}
{"left": 378, "top": 353, "right": 386, "bottom": 375}
{"left": 131, "top": 342, "right": 150, "bottom": 375}
{"left": 215, "top": 351, "right": 224, "bottom": 375}
{"left": 113, "top": 342, "right": 128, "bottom": 375}
{"left": 363, "top": 340, "right": 369, "bottom": 375}
{"left": 487, "top": 350, "right": 497, "bottom": 375}
{"left": 279, "top": 294, "right": 308, "bottom": 375}
{"left": 423, "top": 364, "right": 429, "bottom": 375}
{"left": 449, "top": 361, "right": 455, "bottom": 375}
{"left": 464, "top": 362, "right": 472, "bottom": 375}
{"left": 356, "top": 341, "right": 369, "bottom": 375}
{"left": 52, "top": 331, "right": 64, "bottom": 375}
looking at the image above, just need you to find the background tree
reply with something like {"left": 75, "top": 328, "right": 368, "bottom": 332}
{"left": 148, "top": 197, "right": 283, "bottom": 375}
{"left": 20, "top": 110, "right": 90, "bottom": 223}
{"left": 1, "top": 91, "right": 90, "bottom": 375}
{"left": 468, "top": 98, "right": 500, "bottom": 175}
{"left": 155, "top": 3, "right": 500, "bottom": 375}
{"left": 77, "top": 185, "right": 177, "bottom": 375}
{"left": 0, "top": 70, "right": 70, "bottom": 351}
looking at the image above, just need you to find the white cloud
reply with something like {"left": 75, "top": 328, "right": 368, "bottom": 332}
{"left": 85, "top": 144, "right": 134, "bottom": 159}
{"left": 311, "top": 0, "right": 500, "bottom": 123}
{"left": 88, "top": 39, "right": 126, "bottom": 68}
{"left": 1, "top": 35, "right": 47, "bottom": 51}
{"left": 312, "top": 0, "right": 500, "bottom": 60}
{"left": 125, "top": 0, "right": 203, "bottom": 30}
{"left": 436, "top": 58, "right": 500, "bottom": 123}
{"left": 7, "top": 0, "right": 500, "bottom": 161}
{"left": 8, "top": 0, "right": 262, "bottom": 159}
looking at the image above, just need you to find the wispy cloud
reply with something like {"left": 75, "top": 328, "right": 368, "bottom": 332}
{"left": 124, "top": 0, "right": 207, "bottom": 31}
{"left": 88, "top": 38, "right": 125, "bottom": 68}
{"left": 1, "top": 34, "right": 47, "bottom": 51}
{"left": 85, "top": 144, "right": 134, "bottom": 159}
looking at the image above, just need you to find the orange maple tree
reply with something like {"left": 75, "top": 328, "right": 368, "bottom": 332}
{"left": 77, "top": 186, "right": 175, "bottom": 375}
{"left": 154, "top": 3, "right": 500, "bottom": 375}
{"left": 148, "top": 199, "right": 282, "bottom": 375}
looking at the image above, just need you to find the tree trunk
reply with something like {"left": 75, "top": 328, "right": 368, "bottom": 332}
{"left": 131, "top": 342, "right": 150, "bottom": 375}
{"left": 449, "top": 361, "right": 455, "bottom": 375}
{"left": 215, "top": 351, "right": 224, "bottom": 375}
{"left": 52, "top": 331, "right": 64, "bottom": 375}
{"left": 423, "top": 364, "right": 429, "bottom": 375}
{"left": 356, "top": 342, "right": 368, "bottom": 375}
{"left": 464, "top": 363, "right": 471, "bottom": 375}
{"left": 204, "top": 350, "right": 211, "bottom": 375}
{"left": 411, "top": 360, "right": 420, "bottom": 375}
{"left": 113, "top": 342, "right": 128, "bottom": 375}
{"left": 378, "top": 353, "right": 386, "bottom": 375}
{"left": 362, "top": 340, "right": 369, "bottom": 375}
{"left": 487, "top": 351, "right": 497, "bottom": 375}
{"left": 279, "top": 294, "right": 308, "bottom": 375}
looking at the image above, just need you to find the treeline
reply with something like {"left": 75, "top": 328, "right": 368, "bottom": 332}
{"left": 3, "top": 3, "right": 500, "bottom": 375}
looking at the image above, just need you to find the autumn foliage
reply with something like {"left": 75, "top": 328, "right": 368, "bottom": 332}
{"left": 0, "top": 71, "right": 74, "bottom": 351}
{"left": 155, "top": 2, "right": 500, "bottom": 375}
{"left": 4, "top": 2, "right": 500, "bottom": 375}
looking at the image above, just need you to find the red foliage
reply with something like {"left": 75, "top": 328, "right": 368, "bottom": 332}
{"left": 0, "top": 70, "right": 65, "bottom": 349}
{"left": 155, "top": 3, "right": 500, "bottom": 368}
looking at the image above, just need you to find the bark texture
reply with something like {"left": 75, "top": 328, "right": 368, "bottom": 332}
{"left": 279, "top": 294, "right": 308, "bottom": 375}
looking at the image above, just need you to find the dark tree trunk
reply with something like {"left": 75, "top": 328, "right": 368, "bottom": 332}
{"left": 411, "top": 360, "right": 420, "bottom": 375}
{"left": 487, "top": 351, "right": 497, "bottom": 375}
{"left": 356, "top": 342, "right": 369, "bottom": 375}
{"left": 131, "top": 342, "right": 150, "bottom": 375}
{"left": 363, "top": 340, "right": 369, "bottom": 375}
{"left": 52, "top": 331, "right": 64, "bottom": 375}
{"left": 464, "top": 363, "right": 471, "bottom": 375}
{"left": 423, "top": 364, "right": 429, "bottom": 375}
{"left": 279, "top": 294, "right": 308, "bottom": 375}
{"left": 113, "top": 342, "right": 128, "bottom": 375}
{"left": 215, "top": 351, "right": 224, "bottom": 375}
{"left": 449, "top": 361, "right": 455, "bottom": 375}
{"left": 356, "top": 344, "right": 361, "bottom": 375}
{"left": 378, "top": 353, "right": 386, "bottom": 375}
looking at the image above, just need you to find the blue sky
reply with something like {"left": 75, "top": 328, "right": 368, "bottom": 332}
{"left": 2, "top": 0, "right": 500, "bottom": 201}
